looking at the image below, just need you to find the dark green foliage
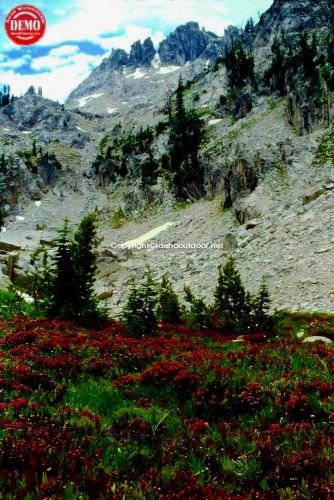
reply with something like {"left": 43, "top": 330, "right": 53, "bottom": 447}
{"left": 214, "top": 257, "right": 253, "bottom": 333}
{"left": 158, "top": 275, "right": 181, "bottom": 324}
{"left": 252, "top": 280, "right": 273, "bottom": 332}
{"left": 141, "top": 154, "right": 160, "bottom": 186}
{"left": 264, "top": 33, "right": 327, "bottom": 98}
{"left": 122, "top": 269, "right": 158, "bottom": 337}
{"left": 49, "top": 219, "right": 77, "bottom": 318}
{"left": 93, "top": 126, "right": 156, "bottom": 186}
{"left": 322, "top": 35, "right": 334, "bottom": 91}
{"left": 0, "top": 207, "right": 6, "bottom": 227}
{"left": 264, "top": 37, "right": 286, "bottom": 96}
{"left": 225, "top": 43, "right": 254, "bottom": 89}
{"left": 28, "top": 246, "right": 53, "bottom": 313}
{"left": 167, "top": 78, "right": 204, "bottom": 199}
{"left": 244, "top": 17, "right": 254, "bottom": 34}
{"left": 155, "top": 120, "right": 169, "bottom": 136}
{"left": 0, "top": 85, "right": 14, "bottom": 108}
{"left": 71, "top": 211, "right": 102, "bottom": 320}
{"left": 17, "top": 144, "right": 62, "bottom": 176}
{"left": 184, "top": 286, "right": 210, "bottom": 328}
{"left": 31, "top": 214, "right": 103, "bottom": 322}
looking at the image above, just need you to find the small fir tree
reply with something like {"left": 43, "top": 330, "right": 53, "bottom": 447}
{"left": 158, "top": 275, "right": 181, "bottom": 324}
{"left": 184, "top": 286, "right": 209, "bottom": 328}
{"left": 252, "top": 280, "right": 273, "bottom": 331}
{"left": 28, "top": 246, "right": 53, "bottom": 312}
{"left": 122, "top": 269, "right": 158, "bottom": 336}
{"left": 214, "top": 257, "right": 252, "bottom": 332}
{"left": 71, "top": 210, "right": 102, "bottom": 319}
{"left": 49, "top": 218, "right": 76, "bottom": 318}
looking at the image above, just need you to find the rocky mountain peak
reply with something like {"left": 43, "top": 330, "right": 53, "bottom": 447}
{"left": 158, "top": 21, "right": 218, "bottom": 65}
{"left": 104, "top": 48, "right": 129, "bottom": 71}
{"left": 128, "top": 37, "right": 156, "bottom": 67}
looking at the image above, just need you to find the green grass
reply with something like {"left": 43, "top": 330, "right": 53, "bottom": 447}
{"left": 313, "top": 124, "right": 334, "bottom": 166}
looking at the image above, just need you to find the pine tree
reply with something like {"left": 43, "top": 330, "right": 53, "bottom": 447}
{"left": 32, "top": 140, "right": 37, "bottom": 157}
{"left": 214, "top": 257, "right": 252, "bottom": 332}
{"left": 175, "top": 76, "right": 186, "bottom": 129}
{"left": 264, "top": 37, "right": 286, "bottom": 95}
{"left": 245, "top": 17, "right": 254, "bottom": 34}
{"left": 184, "top": 286, "right": 209, "bottom": 328}
{"left": 28, "top": 246, "right": 53, "bottom": 312}
{"left": 252, "top": 280, "right": 273, "bottom": 331}
{"left": 71, "top": 210, "right": 102, "bottom": 319}
{"left": 158, "top": 275, "right": 181, "bottom": 323}
{"left": 26, "top": 85, "right": 36, "bottom": 96}
{"left": 49, "top": 218, "right": 76, "bottom": 318}
{"left": 122, "top": 269, "right": 158, "bottom": 336}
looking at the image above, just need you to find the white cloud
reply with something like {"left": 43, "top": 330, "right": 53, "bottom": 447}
{"left": 5, "top": 52, "right": 105, "bottom": 102}
{"left": 39, "top": 0, "right": 232, "bottom": 48}
{"left": 97, "top": 25, "right": 165, "bottom": 51}
{"left": 49, "top": 45, "right": 80, "bottom": 57}
{"left": 0, "top": 54, "right": 31, "bottom": 71}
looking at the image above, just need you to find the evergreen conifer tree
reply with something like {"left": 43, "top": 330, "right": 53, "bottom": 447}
{"left": 252, "top": 280, "right": 273, "bottom": 331}
{"left": 214, "top": 257, "right": 252, "bottom": 332}
{"left": 28, "top": 246, "right": 53, "bottom": 312}
{"left": 158, "top": 275, "right": 181, "bottom": 323}
{"left": 49, "top": 218, "right": 76, "bottom": 318}
{"left": 122, "top": 269, "right": 158, "bottom": 336}
{"left": 184, "top": 286, "right": 209, "bottom": 328}
{"left": 71, "top": 210, "right": 102, "bottom": 319}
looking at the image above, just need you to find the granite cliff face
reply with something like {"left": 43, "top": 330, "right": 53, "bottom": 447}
{"left": 128, "top": 38, "right": 156, "bottom": 67}
{"left": 255, "top": 0, "right": 334, "bottom": 45}
{"left": 158, "top": 22, "right": 221, "bottom": 64}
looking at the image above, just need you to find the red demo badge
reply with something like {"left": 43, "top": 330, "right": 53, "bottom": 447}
{"left": 5, "top": 4, "right": 46, "bottom": 45}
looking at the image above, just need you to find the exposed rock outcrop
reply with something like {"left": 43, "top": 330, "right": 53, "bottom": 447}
{"left": 128, "top": 38, "right": 156, "bottom": 67}
{"left": 255, "top": 0, "right": 334, "bottom": 46}
{"left": 158, "top": 22, "right": 217, "bottom": 65}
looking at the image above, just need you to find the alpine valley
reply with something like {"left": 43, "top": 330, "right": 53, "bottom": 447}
{"left": 1, "top": 0, "right": 334, "bottom": 315}
{"left": 1, "top": 1, "right": 334, "bottom": 498}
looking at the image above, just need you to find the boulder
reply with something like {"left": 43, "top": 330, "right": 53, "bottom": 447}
{"left": 302, "top": 189, "right": 325, "bottom": 205}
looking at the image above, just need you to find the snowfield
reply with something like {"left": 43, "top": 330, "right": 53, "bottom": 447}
{"left": 208, "top": 118, "right": 223, "bottom": 126}
{"left": 151, "top": 53, "right": 161, "bottom": 69}
{"left": 121, "top": 222, "right": 174, "bottom": 247}
{"left": 126, "top": 68, "right": 147, "bottom": 80}
{"left": 77, "top": 93, "right": 104, "bottom": 108}
{"left": 157, "top": 66, "right": 179, "bottom": 75}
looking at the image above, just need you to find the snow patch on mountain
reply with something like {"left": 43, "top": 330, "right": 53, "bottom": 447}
{"left": 151, "top": 53, "right": 161, "bottom": 69}
{"left": 208, "top": 118, "right": 223, "bottom": 126}
{"left": 122, "top": 222, "right": 174, "bottom": 247}
{"left": 157, "top": 66, "right": 180, "bottom": 75}
{"left": 77, "top": 93, "right": 105, "bottom": 108}
{"left": 126, "top": 68, "right": 147, "bottom": 80}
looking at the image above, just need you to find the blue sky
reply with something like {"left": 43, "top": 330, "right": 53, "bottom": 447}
{"left": 0, "top": 0, "right": 272, "bottom": 102}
